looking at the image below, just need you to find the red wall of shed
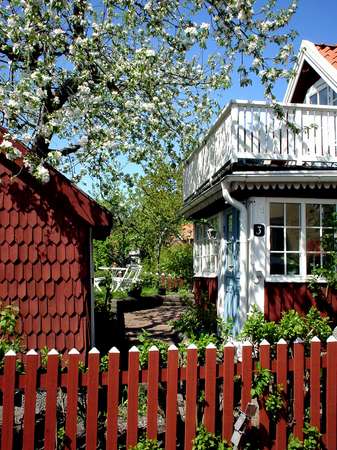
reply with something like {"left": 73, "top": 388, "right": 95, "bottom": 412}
{"left": 264, "top": 282, "right": 337, "bottom": 325}
{"left": 0, "top": 161, "right": 90, "bottom": 354}
{"left": 193, "top": 277, "right": 218, "bottom": 305}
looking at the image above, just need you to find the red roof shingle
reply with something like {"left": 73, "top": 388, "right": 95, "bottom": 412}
{"left": 315, "top": 44, "right": 337, "bottom": 70}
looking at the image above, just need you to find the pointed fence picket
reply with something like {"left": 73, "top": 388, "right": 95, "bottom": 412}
{"left": 0, "top": 336, "right": 336, "bottom": 449}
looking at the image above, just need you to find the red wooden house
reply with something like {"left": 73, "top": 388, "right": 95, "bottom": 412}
{"left": 182, "top": 40, "right": 337, "bottom": 332}
{"left": 0, "top": 130, "right": 112, "bottom": 353}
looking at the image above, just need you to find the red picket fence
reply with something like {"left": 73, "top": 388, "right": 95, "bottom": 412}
{"left": 0, "top": 337, "right": 336, "bottom": 450}
{"left": 160, "top": 273, "right": 184, "bottom": 291}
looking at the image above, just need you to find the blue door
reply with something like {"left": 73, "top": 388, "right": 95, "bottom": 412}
{"left": 223, "top": 207, "right": 241, "bottom": 333}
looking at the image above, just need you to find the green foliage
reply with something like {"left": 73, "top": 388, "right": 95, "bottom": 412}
{"left": 178, "top": 288, "right": 191, "bottom": 303}
{"left": 251, "top": 365, "right": 273, "bottom": 398}
{"left": 240, "top": 306, "right": 279, "bottom": 345}
{"left": 309, "top": 212, "right": 337, "bottom": 298}
{"left": 241, "top": 306, "right": 332, "bottom": 345}
{"left": 56, "top": 426, "right": 66, "bottom": 450}
{"left": 171, "top": 300, "right": 231, "bottom": 341}
{"left": 192, "top": 426, "right": 231, "bottom": 450}
{"left": 0, "top": 304, "right": 18, "bottom": 335}
{"left": 251, "top": 365, "right": 284, "bottom": 422}
{"left": 278, "top": 310, "right": 306, "bottom": 342}
{"left": 0, "top": 303, "right": 22, "bottom": 370}
{"left": 265, "top": 385, "right": 284, "bottom": 422}
{"left": 288, "top": 424, "right": 322, "bottom": 450}
{"left": 138, "top": 330, "right": 169, "bottom": 368}
{"left": 303, "top": 307, "right": 332, "bottom": 341}
{"left": 179, "top": 333, "right": 220, "bottom": 365}
{"left": 160, "top": 243, "right": 193, "bottom": 285}
{"left": 130, "top": 438, "right": 161, "bottom": 450}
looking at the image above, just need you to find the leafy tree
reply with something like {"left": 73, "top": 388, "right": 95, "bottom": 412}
{"left": 0, "top": 0, "right": 297, "bottom": 182}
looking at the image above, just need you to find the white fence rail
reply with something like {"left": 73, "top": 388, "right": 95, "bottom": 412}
{"left": 183, "top": 101, "right": 337, "bottom": 200}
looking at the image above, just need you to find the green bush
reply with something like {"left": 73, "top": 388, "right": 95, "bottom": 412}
{"left": 240, "top": 306, "right": 332, "bottom": 345}
{"left": 0, "top": 303, "right": 22, "bottom": 370}
{"left": 130, "top": 438, "right": 161, "bottom": 449}
{"left": 171, "top": 300, "right": 231, "bottom": 341}
{"left": 288, "top": 424, "right": 322, "bottom": 450}
{"left": 159, "top": 243, "right": 193, "bottom": 285}
{"left": 138, "top": 330, "right": 169, "bottom": 368}
{"left": 192, "top": 426, "right": 231, "bottom": 450}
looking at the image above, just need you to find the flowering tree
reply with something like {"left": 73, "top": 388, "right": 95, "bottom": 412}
{"left": 0, "top": 0, "right": 297, "bottom": 182}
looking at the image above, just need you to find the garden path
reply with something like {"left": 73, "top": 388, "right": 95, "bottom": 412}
{"left": 124, "top": 295, "right": 187, "bottom": 346}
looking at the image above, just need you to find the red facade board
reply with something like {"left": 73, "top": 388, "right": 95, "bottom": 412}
{"left": 0, "top": 159, "right": 91, "bottom": 354}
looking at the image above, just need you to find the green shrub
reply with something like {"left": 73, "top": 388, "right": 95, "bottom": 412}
{"left": 240, "top": 306, "right": 280, "bottom": 345}
{"left": 241, "top": 306, "right": 332, "bottom": 345}
{"left": 192, "top": 426, "right": 231, "bottom": 450}
{"left": 159, "top": 243, "right": 193, "bottom": 285}
{"left": 138, "top": 330, "right": 169, "bottom": 368}
{"left": 0, "top": 303, "right": 22, "bottom": 370}
{"left": 171, "top": 300, "right": 231, "bottom": 341}
{"left": 288, "top": 424, "right": 322, "bottom": 450}
{"left": 130, "top": 437, "right": 161, "bottom": 449}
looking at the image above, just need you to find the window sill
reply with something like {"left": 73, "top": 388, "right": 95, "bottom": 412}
{"left": 265, "top": 275, "right": 328, "bottom": 283}
{"left": 194, "top": 273, "right": 218, "bottom": 279}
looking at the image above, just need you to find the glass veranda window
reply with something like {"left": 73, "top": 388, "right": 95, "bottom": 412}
{"left": 268, "top": 202, "right": 337, "bottom": 277}
{"left": 194, "top": 216, "right": 219, "bottom": 276}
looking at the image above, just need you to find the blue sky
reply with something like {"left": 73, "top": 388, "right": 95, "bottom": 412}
{"left": 224, "top": 0, "right": 337, "bottom": 103}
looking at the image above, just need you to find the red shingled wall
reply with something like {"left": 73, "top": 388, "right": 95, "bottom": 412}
{"left": 0, "top": 160, "right": 90, "bottom": 354}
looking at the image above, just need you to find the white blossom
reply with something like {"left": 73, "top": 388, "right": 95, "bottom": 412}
{"left": 35, "top": 165, "right": 50, "bottom": 183}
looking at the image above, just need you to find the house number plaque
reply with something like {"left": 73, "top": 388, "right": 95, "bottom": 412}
{"left": 254, "top": 224, "right": 265, "bottom": 237}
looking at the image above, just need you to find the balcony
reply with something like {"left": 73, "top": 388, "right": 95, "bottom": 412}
{"left": 183, "top": 100, "right": 337, "bottom": 200}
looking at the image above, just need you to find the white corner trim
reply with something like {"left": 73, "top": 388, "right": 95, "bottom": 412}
{"left": 284, "top": 40, "right": 337, "bottom": 103}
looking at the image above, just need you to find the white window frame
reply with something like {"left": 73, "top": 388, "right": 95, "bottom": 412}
{"left": 266, "top": 198, "right": 337, "bottom": 282}
{"left": 305, "top": 79, "right": 337, "bottom": 105}
{"left": 193, "top": 214, "right": 220, "bottom": 278}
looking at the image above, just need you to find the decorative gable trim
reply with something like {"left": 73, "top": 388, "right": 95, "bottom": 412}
{"left": 284, "top": 40, "right": 337, "bottom": 103}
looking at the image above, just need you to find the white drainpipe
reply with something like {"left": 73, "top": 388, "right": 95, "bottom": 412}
{"left": 221, "top": 182, "right": 249, "bottom": 328}
{"left": 89, "top": 227, "right": 95, "bottom": 347}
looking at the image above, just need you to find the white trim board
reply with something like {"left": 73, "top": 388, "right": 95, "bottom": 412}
{"left": 284, "top": 40, "right": 337, "bottom": 103}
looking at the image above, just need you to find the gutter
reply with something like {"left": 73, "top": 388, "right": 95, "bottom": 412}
{"left": 221, "top": 182, "right": 249, "bottom": 326}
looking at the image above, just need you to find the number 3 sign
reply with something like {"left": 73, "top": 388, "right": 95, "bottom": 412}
{"left": 254, "top": 224, "right": 265, "bottom": 237}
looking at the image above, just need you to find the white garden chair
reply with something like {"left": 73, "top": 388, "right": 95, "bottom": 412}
{"left": 99, "top": 264, "right": 142, "bottom": 292}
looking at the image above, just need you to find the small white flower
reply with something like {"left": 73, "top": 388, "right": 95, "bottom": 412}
{"left": 52, "top": 28, "right": 65, "bottom": 36}
{"left": 144, "top": 48, "right": 155, "bottom": 57}
{"left": 78, "top": 136, "right": 88, "bottom": 147}
{"left": 144, "top": 1, "right": 152, "bottom": 11}
{"left": 7, "top": 99, "right": 18, "bottom": 108}
{"left": 185, "top": 26, "right": 198, "bottom": 36}
{"left": 36, "top": 165, "right": 50, "bottom": 183}
{"left": 200, "top": 23, "right": 210, "bottom": 30}
{"left": 0, "top": 139, "right": 13, "bottom": 150}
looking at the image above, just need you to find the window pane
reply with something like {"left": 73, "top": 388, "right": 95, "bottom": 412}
{"left": 270, "top": 228, "right": 284, "bottom": 251}
{"left": 227, "top": 213, "right": 232, "bottom": 235}
{"left": 307, "top": 228, "right": 320, "bottom": 251}
{"left": 333, "top": 90, "right": 337, "bottom": 105}
{"left": 310, "top": 93, "right": 318, "bottom": 105}
{"left": 319, "top": 87, "right": 328, "bottom": 105}
{"left": 287, "top": 254, "right": 300, "bottom": 275}
{"left": 322, "top": 204, "right": 335, "bottom": 226}
{"left": 270, "top": 254, "right": 284, "bottom": 275}
{"left": 286, "top": 203, "right": 300, "bottom": 226}
{"left": 306, "top": 204, "right": 320, "bottom": 227}
{"left": 286, "top": 228, "right": 300, "bottom": 251}
{"left": 307, "top": 253, "right": 321, "bottom": 274}
{"left": 270, "top": 203, "right": 284, "bottom": 225}
{"left": 322, "top": 229, "right": 334, "bottom": 251}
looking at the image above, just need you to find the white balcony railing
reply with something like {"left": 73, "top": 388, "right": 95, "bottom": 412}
{"left": 183, "top": 100, "right": 337, "bottom": 200}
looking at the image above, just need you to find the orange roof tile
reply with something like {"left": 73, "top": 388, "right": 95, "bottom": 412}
{"left": 315, "top": 44, "right": 337, "bottom": 70}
